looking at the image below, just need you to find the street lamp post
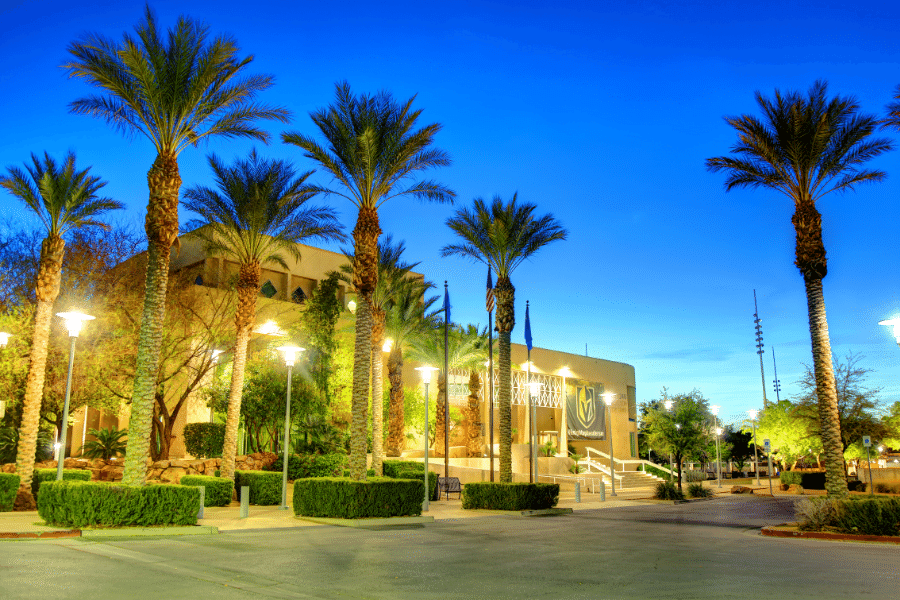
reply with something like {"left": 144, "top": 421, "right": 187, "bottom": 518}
{"left": 664, "top": 399, "right": 674, "bottom": 482}
{"left": 603, "top": 393, "right": 617, "bottom": 497}
{"left": 416, "top": 366, "right": 439, "bottom": 511}
{"left": 276, "top": 345, "right": 304, "bottom": 510}
{"left": 528, "top": 381, "right": 543, "bottom": 484}
{"left": 748, "top": 409, "right": 761, "bottom": 486}
{"left": 55, "top": 311, "right": 94, "bottom": 481}
{"left": 711, "top": 405, "right": 722, "bottom": 488}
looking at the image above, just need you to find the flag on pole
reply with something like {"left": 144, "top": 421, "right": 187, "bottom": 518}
{"left": 444, "top": 283, "right": 451, "bottom": 324}
{"left": 524, "top": 302, "right": 533, "bottom": 351}
{"left": 486, "top": 266, "right": 495, "bottom": 313}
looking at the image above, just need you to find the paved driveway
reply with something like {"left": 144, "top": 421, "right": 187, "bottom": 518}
{"left": 587, "top": 495, "right": 800, "bottom": 528}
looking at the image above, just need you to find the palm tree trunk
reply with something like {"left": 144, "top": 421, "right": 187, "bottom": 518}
{"left": 385, "top": 346, "right": 405, "bottom": 457}
{"left": 370, "top": 307, "right": 385, "bottom": 475}
{"left": 434, "top": 373, "right": 447, "bottom": 456}
{"left": 349, "top": 292, "right": 373, "bottom": 480}
{"left": 122, "top": 154, "right": 181, "bottom": 486}
{"left": 220, "top": 263, "right": 259, "bottom": 481}
{"left": 466, "top": 371, "right": 483, "bottom": 457}
{"left": 803, "top": 275, "right": 847, "bottom": 498}
{"left": 495, "top": 277, "right": 515, "bottom": 482}
{"left": 15, "top": 235, "right": 64, "bottom": 504}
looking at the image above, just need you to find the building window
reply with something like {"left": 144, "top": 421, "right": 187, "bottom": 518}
{"left": 292, "top": 286, "right": 308, "bottom": 303}
{"left": 627, "top": 386, "right": 637, "bottom": 422}
{"left": 630, "top": 432, "right": 636, "bottom": 457}
{"left": 261, "top": 281, "right": 277, "bottom": 298}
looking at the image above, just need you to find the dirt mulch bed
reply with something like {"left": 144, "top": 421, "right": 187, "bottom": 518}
{"left": 762, "top": 524, "right": 900, "bottom": 544}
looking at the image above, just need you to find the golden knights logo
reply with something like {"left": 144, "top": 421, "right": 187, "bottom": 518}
{"left": 567, "top": 382, "right": 605, "bottom": 440}
{"left": 577, "top": 387, "right": 594, "bottom": 424}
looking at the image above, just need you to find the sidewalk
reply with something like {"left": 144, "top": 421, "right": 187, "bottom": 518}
{"left": 0, "top": 487, "right": 657, "bottom": 538}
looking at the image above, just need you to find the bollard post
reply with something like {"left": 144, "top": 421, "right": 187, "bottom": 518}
{"left": 197, "top": 486, "right": 205, "bottom": 519}
{"left": 575, "top": 480, "right": 581, "bottom": 503}
{"left": 240, "top": 485, "right": 249, "bottom": 519}
{"left": 600, "top": 478, "right": 606, "bottom": 502}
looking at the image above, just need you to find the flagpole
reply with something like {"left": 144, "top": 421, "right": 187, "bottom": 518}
{"left": 443, "top": 281, "right": 450, "bottom": 481}
{"left": 526, "top": 300, "right": 533, "bottom": 484}
{"left": 487, "top": 267, "right": 495, "bottom": 483}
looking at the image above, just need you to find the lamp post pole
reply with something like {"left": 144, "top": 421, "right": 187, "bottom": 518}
{"left": 55, "top": 312, "right": 94, "bottom": 481}
{"left": 711, "top": 405, "right": 722, "bottom": 489}
{"left": 748, "top": 409, "right": 761, "bottom": 486}
{"left": 416, "top": 366, "right": 438, "bottom": 512}
{"left": 276, "top": 346, "right": 304, "bottom": 510}
{"left": 603, "top": 393, "right": 617, "bottom": 497}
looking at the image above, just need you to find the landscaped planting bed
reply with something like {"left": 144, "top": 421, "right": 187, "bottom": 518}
{"left": 462, "top": 482, "right": 560, "bottom": 511}
{"left": 0, "top": 473, "right": 19, "bottom": 511}
{"left": 235, "top": 470, "right": 282, "bottom": 505}
{"left": 293, "top": 477, "right": 423, "bottom": 518}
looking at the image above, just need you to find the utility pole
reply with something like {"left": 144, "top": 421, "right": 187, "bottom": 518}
{"left": 753, "top": 290, "right": 769, "bottom": 409}
{"left": 772, "top": 346, "right": 782, "bottom": 403}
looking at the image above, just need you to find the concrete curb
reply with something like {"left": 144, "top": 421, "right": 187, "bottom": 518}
{"left": 761, "top": 525, "right": 900, "bottom": 544}
{"left": 521, "top": 508, "right": 574, "bottom": 517}
{"left": 0, "top": 530, "right": 81, "bottom": 540}
{"left": 295, "top": 515, "right": 435, "bottom": 528}
{"left": 80, "top": 525, "right": 218, "bottom": 538}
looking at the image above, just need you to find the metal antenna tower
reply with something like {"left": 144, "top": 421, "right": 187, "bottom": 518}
{"left": 772, "top": 346, "right": 782, "bottom": 403}
{"left": 753, "top": 290, "right": 769, "bottom": 409}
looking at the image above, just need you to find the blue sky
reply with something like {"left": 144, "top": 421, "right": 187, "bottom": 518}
{"left": 2, "top": 0, "right": 900, "bottom": 426}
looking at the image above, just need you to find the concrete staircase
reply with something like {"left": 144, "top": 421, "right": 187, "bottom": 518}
{"left": 539, "top": 469, "right": 663, "bottom": 496}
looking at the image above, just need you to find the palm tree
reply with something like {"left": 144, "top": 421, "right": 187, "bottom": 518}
{"left": 182, "top": 150, "right": 344, "bottom": 481}
{"left": 442, "top": 194, "right": 567, "bottom": 482}
{"left": 0, "top": 151, "right": 121, "bottom": 504}
{"left": 64, "top": 5, "right": 289, "bottom": 485}
{"left": 882, "top": 84, "right": 900, "bottom": 131}
{"left": 459, "top": 324, "right": 492, "bottom": 458}
{"left": 384, "top": 283, "right": 441, "bottom": 457}
{"left": 706, "top": 80, "right": 893, "bottom": 498}
{"left": 283, "top": 81, "right": 454, "bottom": 480}
{"left": 339, "top": 236, "right": 420, "bottom": 474}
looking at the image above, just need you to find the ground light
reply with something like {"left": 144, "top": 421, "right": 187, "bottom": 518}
{"left": 748, "top": 409, "right": 761, "bottom": 486}
{"left": 55, "top": 311, "right": 95, "bottom": 481}
{"left": 602, "top": 392, "right": 617, "bottom": 497}
{"left": 276, "top": 345, "right": 304, "bottom": 510}
{"left": 711, "top": 405, "right": 722, "bottom": 488}
{"left": 415, "top": 365, "right": 439, "bottom": 512}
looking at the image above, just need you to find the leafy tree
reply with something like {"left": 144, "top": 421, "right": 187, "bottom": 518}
{"left": 80, "top": 427, "right": 128, "bottom": 460}
{"left": 883, "top": 402, "right": 900, "bottom": 450}
{"left": 748, "top": 400, "right": 817, "bottom": 471}
{"left": 182, "top": 150, "right": 343, "bottom": 481}
{"left": 723, "top": 425, "right": 754, "bottom": 472}
{"left": 707, "top": 81, "right": 894, "bottom": 497}
{"left": 0, "top": 151, "right": 120, "bottom": 503}
{"left": 64, "top": 5, "right": 290, "bottom": 485}
{"left": 441, "top": 194, "right": 567, "bottom": 481}
{"left": 300, "top": 272, "right": 344, "bottom": 407}
{"left": 283, "top": 81, "right": 454, "bottom": 480}
{"left": 644, "top": 389, "right": 711, "bottom": 492}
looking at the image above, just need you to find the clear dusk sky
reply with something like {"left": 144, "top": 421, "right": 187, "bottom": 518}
{"left": 2, "top": 0, "right": 900, "bottom": 426}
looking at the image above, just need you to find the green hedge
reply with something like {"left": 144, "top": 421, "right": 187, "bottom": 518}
{"left": 265, "top": 453, "right": 347, "bottom": 480}
{"left": 0, "top": 473, "right": 20, "bottom": 511}
{"left": 341, "top": 464, "right": 439, "bottom": 500}
{"left": 37, "top": 480, "right": 199, "bottom": 528}
{"left": 180, "top": 475, "right": 233, "bottom": 507}
{"left": 780, "top": 471, "right": 825, "bottom": 489}
{"left": 183, "top": 423, "right": 225, "bottom": 458}
{"left": 293, "top": 477, "right": 423, "bottom": 518}
{"left": 799, "top": 497, "right": 900, "bottom": 536}
{"left": 382, "top": 460, "right": 427, "bottom": 477}
{"left": 32, "top": 468, "right": 91, "bottom": 497}
{"left": 640, "top": 464, "right": 671, "bottom": 479}
{"left": 462, "top": 482, "right": 560, "bottom": 511}
{"left": 235, "top": 470, "right": 282, "bottom": 505}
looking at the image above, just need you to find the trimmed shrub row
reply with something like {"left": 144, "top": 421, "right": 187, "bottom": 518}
{"left": 293, "top": 477, "right": 423, "bottom": 518}
{"left": 37, "top": 480, "right": 199, "bottom": 528}
{"left": 180, "top": 475, "right": 234, "bottom": 507}
{"left": 797, "top": 496, "right": 900, "bottom": 536}
{"left": 0, "top": 473, "right": 20, "bottom": 511}
{"left": 779, "top": 471, "right": 825, "bottom": 489}
{"left": 341, "top": 464, "right": 439, "bottom": 501}
{"left": 235, "top": 470, "right": 282, "bottom": 505}
{"left": 265, "top": 453, "right": 347, "bottom": 480}
{"left": 640, "top": 464, "right": 670, "bottom": 479}
{"left": 32, "top": 468, "right": 91, "bottom": 497}
{"left": 462, "top": 482, "right": 560, "bottom": 511}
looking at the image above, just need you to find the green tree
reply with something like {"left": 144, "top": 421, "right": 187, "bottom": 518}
{"left": 644, "top": 390, "right": 711, "bottom": 492}
{"left": 64, "top": 5, "right": 290, "bottom": 485}
{"left": 182, "top": 150, "right": 343, "bottom": 481}
{"left": 723, "top": 425, "right": 754, "bottom": 472}
{"left": 80, "top": 427, "right": 128, "bottom": 460}
{"left": 706, "top": 81, "right": 894, "bottom": 498}
{"left": 300, "top": 272, "right": 343, "bottom": 408}
{"left": 748, "top": 400, "right": 817, "bottom": 471}
{"left": 441, "top": 194, "right": 567, "bottom": 481}
{"left": 283, "top": 82, "right": 454, "bottom": 480}
{"left": 0, "top": 151, "right": 120, "bottom": 504}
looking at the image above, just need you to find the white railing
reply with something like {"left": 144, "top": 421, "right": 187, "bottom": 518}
{"left": 538, "top": 473, "right": 610, "bottom": 494}
{"left": 581, "top": 446, "right": 676, "bottom": 479}
{"left": 574, "top": 449, "right": 624, "bottom": 484}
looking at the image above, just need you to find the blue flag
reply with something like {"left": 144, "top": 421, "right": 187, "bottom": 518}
{"left": 524, "top": 302, "right": 532, "bottom": 351}
{"left": 444, "top": 283, "right": 451, "bottom": 324}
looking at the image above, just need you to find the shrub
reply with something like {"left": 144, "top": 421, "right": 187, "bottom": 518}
{"left": 37, "top": 480, "right": 199, "bottom": 528}
{"left": 393, "top": 469, "right": 440, "bottom": 502}
{"left": 683, "top": 470, "right": 706, "bottom": 483}
{"left": 780, "top": 471, "right": 803, "bottom": 486}
{"left": 687, "top": 483, "right": 712, "bottom": 498}
{"left": 654, "top": 481, "right": 684, "bottom": 501}
{"left": 461, "top": 482, "right": 560, "bottom": 511}
{"left": 0, "top": 473, "right": 20, "bottom": 511}
{"left": 875, "top": 483, "right": 900, "bottom": 494}
{"left": 342, "top": 465, "right": 439, "bottom": 501}
{"left": 183, "top": 423, "right": 225, "bottom": 459}
{"left": 833, "top": 497, "right": 900, "bottom": 536}
{"left": 342, "top": 468, "right": 377, "bottom": 477}
{"left": 382, "top": 460, "right": 426, "bottom": 477}
{"left": 80, "top": 427, "right": 128, "bottom": 460}
{"left": 796, "top": 497, "right": 838, "bottom": 531}
{"left": 265, "top": 453, "right": 346, "bottom": 480}
{"left": 235, "top": 470, "right": 282, "bottom": 505}
{"left": 32, "top": 468, "right": 91, "bottom": 498}
{"left": 640, "top": 463, "right": 670, "bottom": 479}
{"left": 0, "top": 427, "right": 53, "bottom": 464}
{"left": 293, "top": 477, "right": 423, "bottom": 518}
{"left": 180, "top": 475, "right": 233, "bottom": 507}
{"left": 847, "top": 480, "right": 865, "bottom": 492}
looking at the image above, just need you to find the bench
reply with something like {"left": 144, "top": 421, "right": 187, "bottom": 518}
{"left": 437, "top": 477, "right": 461, "bottom": 500}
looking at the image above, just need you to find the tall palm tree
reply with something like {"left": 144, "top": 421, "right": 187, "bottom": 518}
{"left": 283, "top": 81, "right": 454, "bottom": 480}
{"left": 442, "top": 195, "right": 567, "bottom": 482}
{"left": 706, "top": 80, "right": 893, "bottom": 498}
{"left": 0, "top": 151, "right": 121, "bottom": 504}
{"left": 882, "top": 84, "right": 900, "bottom": 131}
{"left": 64, "top": 5, "right": 289, "bottom": 485}
{"left": 182, "top": 150, "right": 344, "bottom": 481}
{"left": 384, "top": 283, "right": 440, "bottom": 457}
{"left": 459, "top": 324, "right": 492, "bottom": 458}
{"left": 339, "top": 236, "right": 420, "bottom": 474}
